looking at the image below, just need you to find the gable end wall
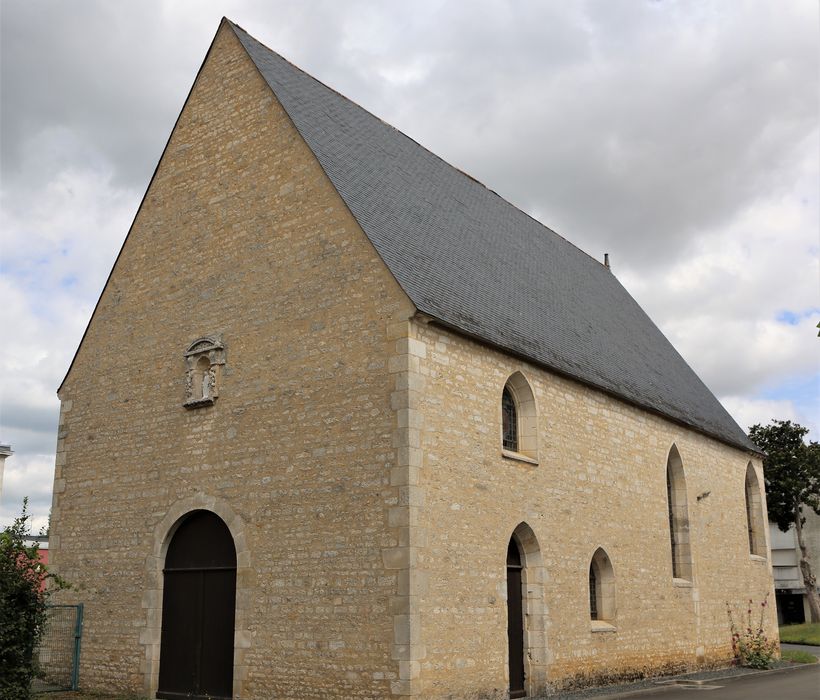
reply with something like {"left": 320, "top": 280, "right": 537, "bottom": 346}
{"left": 50, "top": 23, "right": 415, "bottom": 699}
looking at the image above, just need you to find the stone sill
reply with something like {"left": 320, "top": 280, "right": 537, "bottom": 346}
{"left": 501, "top": 449, "right": 539, "bottom": 466}
{"left": 750, "top": 554, "right": 768, "bottom": 563}
{"left": 590, "top": 621, "right": 617, "bottom": 633}
{"left": 184, "top": 397, "right": 216, "bottom": 409}
{"left": 673, "top": 578, "right": 693, "bottom": 588}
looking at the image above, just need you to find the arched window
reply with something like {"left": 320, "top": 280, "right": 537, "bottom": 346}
{"left": 501, "top": 373, "right": 538, "bottom": 461}
{"left": 589, "top": 548, "right": 616, "bottom": 623}
{"left": 745, "top": 463, "right": 766, "bottom": 557}
{"left": 666, "top": 445, "right": 692, "bottom": 581}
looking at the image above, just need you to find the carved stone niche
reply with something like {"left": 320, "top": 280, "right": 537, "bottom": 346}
{"left": 183, "top": 336, "right": 225, "bottom": 409}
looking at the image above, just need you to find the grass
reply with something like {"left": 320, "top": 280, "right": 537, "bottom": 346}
{"left": 781, "top": 649, "right": 818, "bottom": 664}
{"left": 779, "top": 622, "right": 820, "bottom": 645}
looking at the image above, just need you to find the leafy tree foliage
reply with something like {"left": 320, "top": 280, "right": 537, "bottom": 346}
{"left": 0, "top": 500, "right": 50, "bottom": 700}
{"left": 749, "top": 420, "right": 820, "bottom": 622}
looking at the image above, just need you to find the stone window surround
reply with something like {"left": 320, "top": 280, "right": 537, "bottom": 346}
{"left": 588, "top": 547, "right": 617, "bottom": 627}
{"left": 745, "top": 462, "right": 767, "bottom": 559}
{"left": 500, "top": 372, "right": 539, "bottom": 464}
{"left": 140, "top": 492, "right": 252, "bottom": 700}
{"left": 666, "top": 444, "right": 693, "bottom": 582}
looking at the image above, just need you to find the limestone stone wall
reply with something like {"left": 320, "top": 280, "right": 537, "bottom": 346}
{"left": 408, "top": 320, "right": 776, "bottom": 698}
{"left": 50, "top": 22, "right": 415, "bottom": 699}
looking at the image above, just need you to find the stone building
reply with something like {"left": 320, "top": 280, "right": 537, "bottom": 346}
{"left": 49, "top": 18, "right": 776, "bottom": 700}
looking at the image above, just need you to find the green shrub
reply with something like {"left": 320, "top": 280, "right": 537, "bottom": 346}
{"left": 0, "top": 500, "right": 64, "bottom": 700}
{"left": 726, "top": 594, "right": 778, "bottom": 669}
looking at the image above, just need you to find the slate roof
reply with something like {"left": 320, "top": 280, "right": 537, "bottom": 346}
{"left": 229, "top": 20, "right": 757, "bottom": 454}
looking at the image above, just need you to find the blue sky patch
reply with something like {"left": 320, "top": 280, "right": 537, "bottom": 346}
{"left": 776, "top": 308, "right": 820, "bottom": 326}
{"left": 759, "top": 372, "right": 820, "bottom": 437}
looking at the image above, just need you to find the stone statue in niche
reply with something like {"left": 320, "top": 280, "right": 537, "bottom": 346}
{"left": 183, "top": 336, "right": 225, "bottom": 408}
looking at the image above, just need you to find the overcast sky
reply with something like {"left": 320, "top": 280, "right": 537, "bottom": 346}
{"left": 1, "top": 0, "right": 818, "bottom": 531}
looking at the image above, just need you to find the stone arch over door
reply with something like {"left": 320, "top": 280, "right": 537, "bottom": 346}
{"left": 507, "top": 522, "right": 548, "bottom": 698}
{"left": 158, "top": 510, "right": 236, "bottom": 699}
{"left": 141, "top": 493, "right": 253, "bottom": 699}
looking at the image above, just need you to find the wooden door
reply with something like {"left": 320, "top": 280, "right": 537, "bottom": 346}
{"left": 157, "top": 510, "right": 236, "bottom": 700}
{"left": 507, "top": 539, "right": 526, "bottom": 698}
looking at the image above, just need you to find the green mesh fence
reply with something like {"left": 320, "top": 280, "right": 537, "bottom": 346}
{"left": 37, "top": 604, "right": 83, "bottom": 690}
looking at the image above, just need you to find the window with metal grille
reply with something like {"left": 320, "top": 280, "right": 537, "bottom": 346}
{"left": 666, "top": 466, "right": 678, "bottom": 578}
{"left": 589, "top": 565, "right": 598, "bottom": 620}
{"left": 502, "top": 387, "right": 518, "bottom": 452}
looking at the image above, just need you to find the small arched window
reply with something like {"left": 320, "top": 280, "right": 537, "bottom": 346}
{"left": 666, "top": 445, "right": 692, "bottom": 581}
{"left": 745, "top": 463, "right": 766, "bottom": 557}
{"left": 589, "top": 548, "right": 616, "bottom": 623}
{"left": 501, "top": 373, "right": 538, "bottom": 462}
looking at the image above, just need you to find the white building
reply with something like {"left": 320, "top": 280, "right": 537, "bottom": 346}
{"left": 0, "top": 444, "right": 13, "bottom": 505}
{"left": 769, "top": 510, "right": 820, "bottom": 625}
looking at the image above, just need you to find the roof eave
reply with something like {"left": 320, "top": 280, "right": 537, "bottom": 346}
{"left": 413, "top": 311, "right": 763, "bottom": 457}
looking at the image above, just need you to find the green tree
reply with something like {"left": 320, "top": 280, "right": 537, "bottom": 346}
{"left": 749, "top": 420, "right": 820, "bottom": 623}
{"left": 0, "top": 500, "right": 50, "bottom": 699}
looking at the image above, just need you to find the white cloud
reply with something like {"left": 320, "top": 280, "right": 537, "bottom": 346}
{"left": 619, "top": 138, "right": 819, "bottom": 399}
{"left": 721, "top": 396, "right": 819, "bottom": 442}
{"left": 1, "top": 155, "right": 137, "bottom": 514}
{"left": 1, "top": 453, "right": 54, "bottom": 533}
{"left": 1, "top": 0, "right": 818, "bottom": 529}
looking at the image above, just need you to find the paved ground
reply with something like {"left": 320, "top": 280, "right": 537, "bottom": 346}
{"left": 607, "top": 664, "right": 820, "bottom": 700}
{"left": 33, "top": 653, "right": 820, "bottom": 700}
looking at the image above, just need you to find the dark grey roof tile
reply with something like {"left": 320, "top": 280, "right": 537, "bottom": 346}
{"left": 229, "top": 20, "right": 757, "bottom": 454}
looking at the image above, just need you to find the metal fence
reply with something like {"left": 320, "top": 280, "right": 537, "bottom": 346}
{"left": 37, "top": 603, "right": 83, "bottom": 691}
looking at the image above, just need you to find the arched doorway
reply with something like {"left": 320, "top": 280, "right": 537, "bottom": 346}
{"left": 507, "top": 538, "right": 526, "bottom": 699}
{"left": 505, "top": 524, "right": 547, "bottom": 698}
{"left": 157, "top": 510, "right": 237, "bottom": 700}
